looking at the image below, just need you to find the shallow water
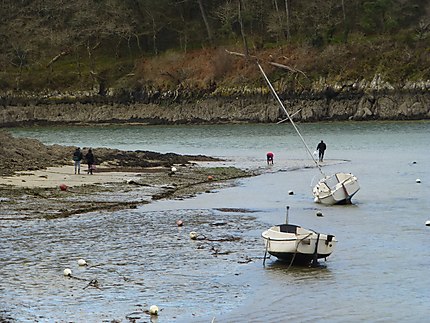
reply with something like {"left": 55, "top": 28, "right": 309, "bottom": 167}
{"left": 2, "top": 120, "right": 430, "bottom": 322}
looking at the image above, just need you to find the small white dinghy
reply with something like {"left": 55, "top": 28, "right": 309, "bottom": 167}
{"left": 313, "top": 172, "right": 360, "bottom": 205}
{"left": 262, "top": 207, "right": 337, "bottom": 266}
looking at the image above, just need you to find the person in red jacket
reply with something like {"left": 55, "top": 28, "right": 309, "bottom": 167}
{"left": 266, "top": 152, "right": 274, "bottom": 165}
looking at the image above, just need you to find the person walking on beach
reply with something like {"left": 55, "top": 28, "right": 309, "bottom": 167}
{"left": 85, "top": 148, "right": 95, "bottom": 175}
{"left": 266, "top": 152, "right": 274, "bottom": 165}
{"left": 73, "top": 147, "right": 83, "bottom": 174}
{"left": 316, "top": 140, "right": 327, "bottom": 162}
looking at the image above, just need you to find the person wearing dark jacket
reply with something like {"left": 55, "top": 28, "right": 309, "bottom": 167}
{"left": 85, "top": 149, "right": 95, "bottom": 175}
{"left": 316, "top": 140, "right": 327, "bottom": 162}
{"left": 72, "top": 147, "right": 83, "bottom": 174}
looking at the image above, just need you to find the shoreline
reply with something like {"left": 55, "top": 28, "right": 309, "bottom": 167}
{"left": 0, "top": 158, "right": 343, "bottom": 220}
{"left": 0, "top": 161, "right": 255, "bottom": 220}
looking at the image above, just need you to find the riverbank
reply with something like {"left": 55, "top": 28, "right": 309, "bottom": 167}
{"left": 1, "top": 89, "right": 429, "bottom": 127}
{"left": 0, "top": 130, "right": 255, "bottom": 219}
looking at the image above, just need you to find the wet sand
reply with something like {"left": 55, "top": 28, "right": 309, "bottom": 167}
{"left": 0, "top": 165, "right": 142, "bottom": 188}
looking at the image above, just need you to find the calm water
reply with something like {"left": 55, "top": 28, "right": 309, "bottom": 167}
{"left": 2, "top": 121, "right": 430, "bottom": 322}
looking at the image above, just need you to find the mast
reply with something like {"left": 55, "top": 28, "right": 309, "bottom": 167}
{"left": 256, "top": 61, "right": 325, "bottom": 176}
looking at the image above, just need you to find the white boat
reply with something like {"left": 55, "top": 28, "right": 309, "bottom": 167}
{"left": 256, "top": 62, "right": 360, "bottom": 205}
{"left": 261, "top": 207, "right": 337, "bottom": 265}
{"left": 312, "top": 172, "right": 360, "bottom": 205}
{"left": 262, "top": 223, "right": 337, "bottom": 265}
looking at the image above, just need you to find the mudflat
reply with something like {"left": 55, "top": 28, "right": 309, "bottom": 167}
{"left": 0, "top": 130, "right": 253, "bottom": 219}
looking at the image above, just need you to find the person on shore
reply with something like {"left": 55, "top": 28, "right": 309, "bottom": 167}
{"left": 85, "top": 148, "right": 95, "bottom": 175}
{"left": 316, "top": 140, "right": 327, "bottom": 162}
{"left": 266, "top": 152, "right": 274, "bottom": 165}
{"left": 73, "top": 147, "right": 83, "bottom": 174}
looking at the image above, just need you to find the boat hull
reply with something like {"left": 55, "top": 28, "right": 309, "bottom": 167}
{"left": 262, "top": 224, "right": 337, "bottom": 265}
{"left": 313, "top": 172, "right": 360, "bottom": 205}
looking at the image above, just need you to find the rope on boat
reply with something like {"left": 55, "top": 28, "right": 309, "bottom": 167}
{"left": 256, "top": 61, "right": 326, "bottom": 177}
{"left": 286, "top": 232, "right": 313, "bottom": 271}
{"left": 263, "top": 237, "right": 270, "bottom": 266}
{"left": 311, "top": 233, "right": 321, "bottom": 267}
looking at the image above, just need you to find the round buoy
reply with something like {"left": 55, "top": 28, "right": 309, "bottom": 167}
{"left": 176, "top": 220, "right": 183, "bottom": 227}
{"left": 77, "top": 259, "right": 87, "bottom": 266}
{"left": 425, "top": 220, "right": 430, "bottom": 227}
{"left": 171, "top": 166, "right": 177, "bottom": 173}
{"left": 149, "top": 305, "right": 159, "bottom": 315}
{"left": 288, "top": 190, "right": 294, "bottom": 195}
{"left": 316, "top": 211, "right": 323, "bottom": 217}
{"left": 207, "top": 175, "right": 213, "bottom": 180}
{"left": 416, "top": 179, "right": 421, "bottom": 183}
{"left": 412, "top": 161, "right": 417, "bottom": 164}
{"left": 59, "top": 184, "right": 68, "bottom": 191}
{"left": 63, "top": 268, "right": 72, "bottom": 276}
{"left": 189, "top": 231, "right": 198, "bottom": 240}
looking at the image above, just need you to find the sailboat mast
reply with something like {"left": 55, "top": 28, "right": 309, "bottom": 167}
{"left": 256, "top": 62, "right": 324, "bottom": 175}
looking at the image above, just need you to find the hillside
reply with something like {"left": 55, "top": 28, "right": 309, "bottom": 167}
{"left": 0, "top": 1, "right": 429, "bottom": 125}
{"left": 0, "top": 0, "right": 428, "bottom": 95}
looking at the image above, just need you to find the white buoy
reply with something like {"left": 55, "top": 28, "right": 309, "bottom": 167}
{"left": 171, "top": 166, "right": 177, "bottom": 173}
{"left": 416, "top": 179, "right": 421, "bottom": 183}
{"left": 288, "top": 190, "right": 294, "bottom": 195}
{"left": 425, "top": 220, "right": 430, "bottom": 227}
{"left": 63, "top": 268, "right": 72, "bottom": 276}
{"left": 189, "top": 231, "right": 198, "bottom": 240}
{"left": 149, "top": 305, "right": 159, "bottom": 315}
{"left": 77, "top": 259, "right": 87, "bottom": 266}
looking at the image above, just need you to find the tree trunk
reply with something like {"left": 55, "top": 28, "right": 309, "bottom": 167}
{"left": 197, "top": 0, "right": 213, "bottom": 44}
{"left": 285, "top": 0, "right": 291, "bottom": 41}
{"left": 238, "top": 0, "right": 249, "bottom": 57}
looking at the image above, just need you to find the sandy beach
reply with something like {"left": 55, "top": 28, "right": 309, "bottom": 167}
{"left": 0, "top": 165, "right": 143, "bottom": 188}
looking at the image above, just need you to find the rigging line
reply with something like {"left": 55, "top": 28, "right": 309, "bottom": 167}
{"left": 256, "top": 61, "right": 325, "bottom": 176}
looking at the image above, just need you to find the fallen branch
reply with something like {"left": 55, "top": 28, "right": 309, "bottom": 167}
{"left": 268, "top": 62, "right": 308, "bottom": 78}
{"left": 225, "top": 49, "right": 308, "bottom": 78}
{"left": 46, "top": 50, "right": 70, "bottom": 68}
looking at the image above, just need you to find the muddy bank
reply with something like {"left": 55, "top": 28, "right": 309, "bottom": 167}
{"left": 0, "top": 165, "right": 252, "bottom": 220}
{"left": 0, "top": 130, "right": 219, "bottom": 177}
{"left": 0, "top": 130, "right": 254, "bottom": 219}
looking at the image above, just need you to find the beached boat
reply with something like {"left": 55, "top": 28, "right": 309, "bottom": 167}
{"left": 312, "top": 172, "right": 360, "bottom": 205}
{"left": 256, "top": 62, "right": 360, "bottom": 205}
{"left": 262, "top": 207, "right": 337, "bottom": 265}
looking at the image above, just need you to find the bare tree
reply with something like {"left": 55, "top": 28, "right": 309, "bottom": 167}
{"left": 197, "top": 0, "right": 213, "bottom": 44}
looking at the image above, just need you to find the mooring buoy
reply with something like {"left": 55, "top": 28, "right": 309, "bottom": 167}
{"left": 77, "top": 259, "right": 87, "bottom": 266}
{"left": 149, "top": 305, "right": 159, "bottom": 315}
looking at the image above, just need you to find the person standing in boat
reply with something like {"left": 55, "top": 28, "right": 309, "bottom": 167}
{"left": 266, "top": 152, "right": 274, "bottom": 165}
{"left": 85, "top": 148, "right": 95, "bottom": 175}
{"left": 316, "top": 140, "right": 327, "bottom": 162}
{"left": 73, "top": 147, "right": 83, "bottom": 174}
